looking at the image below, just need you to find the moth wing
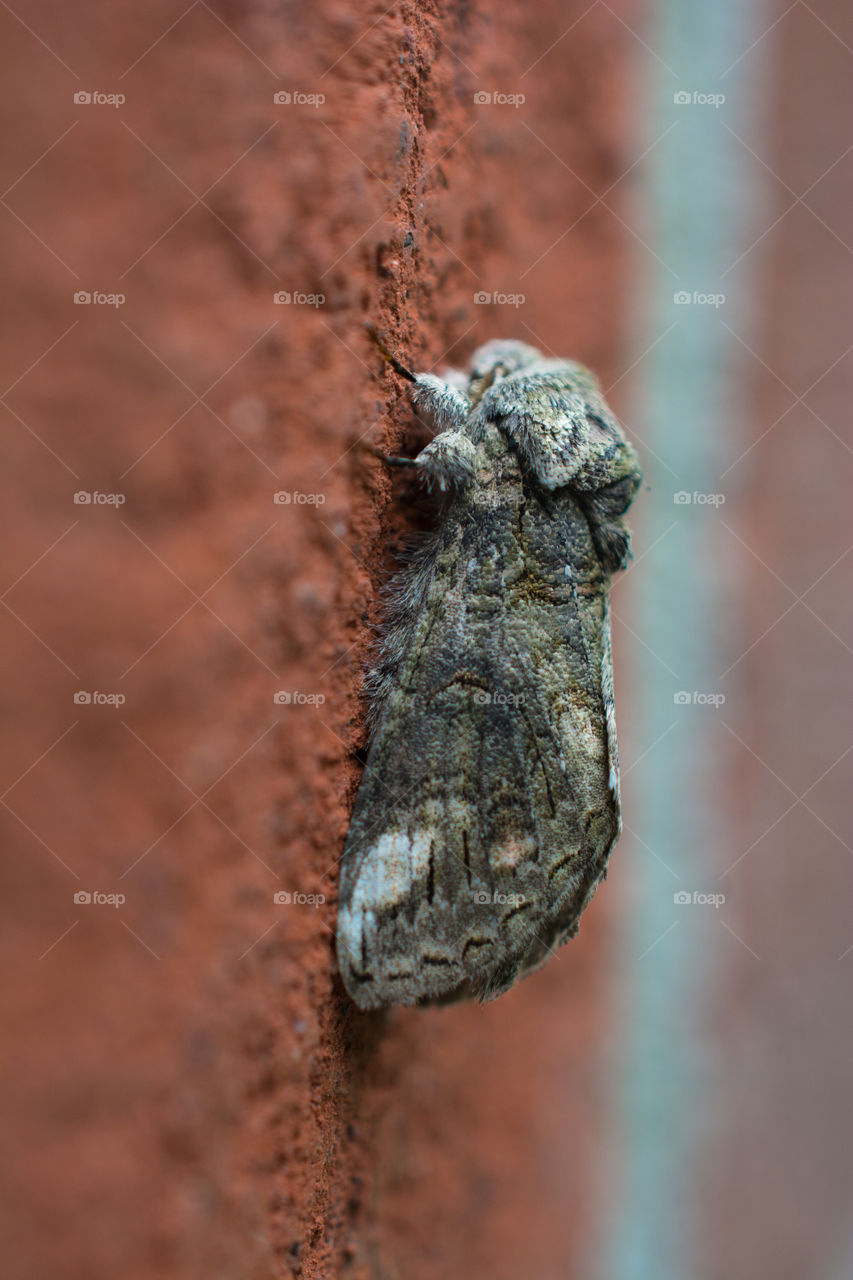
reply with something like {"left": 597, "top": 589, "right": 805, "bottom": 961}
{"left": 337, "top": 487, "right": 618, "bottom": 1009}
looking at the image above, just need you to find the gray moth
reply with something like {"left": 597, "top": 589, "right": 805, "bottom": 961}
{"left": 337, "top": 337, "right": 642, "bottom": 1010}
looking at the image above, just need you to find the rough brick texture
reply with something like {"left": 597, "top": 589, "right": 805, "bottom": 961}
{"left": 0, "top": 3, "right": 636, "bottom": 1277}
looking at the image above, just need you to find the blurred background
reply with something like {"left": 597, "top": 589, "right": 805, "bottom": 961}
{"left": 1, "top": 2, "right": 852, "bottom": 1278}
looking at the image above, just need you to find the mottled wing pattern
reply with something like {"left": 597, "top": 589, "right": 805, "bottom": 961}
{"left": 337, "top": 426, "right": 619, "bottom": 1008}
{"left": 479, "top": 362, "right": 638, "bottom": 495}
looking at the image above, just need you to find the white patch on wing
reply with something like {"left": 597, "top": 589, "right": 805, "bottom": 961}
{"left": 491, "top": 833, "right": 536, "bottom": 871}
{"left": 350, "top": 829, "right": 433, "bottom": 913}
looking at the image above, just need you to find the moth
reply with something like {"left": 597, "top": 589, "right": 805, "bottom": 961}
{"left": 337, "top": 337, "right": 642, "bottom": 1009}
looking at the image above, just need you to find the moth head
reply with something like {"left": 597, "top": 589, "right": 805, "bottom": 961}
{"left": 466, "top": 339, "right": 542, "bottom": 401}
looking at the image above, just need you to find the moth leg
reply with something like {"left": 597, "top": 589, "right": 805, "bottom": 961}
{"left": 365, "top": 326, "right": 471, "bottom": 435}
{"left": 415, "top": 430, "right": 477, "bottom": 492}
{"left": 411, "top": 373, "right": 471, "bottom": 435}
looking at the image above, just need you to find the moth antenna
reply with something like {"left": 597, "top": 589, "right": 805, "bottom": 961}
{"left": 357, "top": 441, "right": 418, "bottom": 468}
{"left": 365, "top": 323, "right": 417, "bottom": 383}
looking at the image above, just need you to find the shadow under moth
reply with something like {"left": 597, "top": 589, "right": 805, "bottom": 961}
{"left": 338, "top": 337, "right": 642, "bottom": 1009}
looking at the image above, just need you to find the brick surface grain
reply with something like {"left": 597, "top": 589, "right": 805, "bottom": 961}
{"left": 0, "top": 3, "right": 637, "bottom": 1277}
